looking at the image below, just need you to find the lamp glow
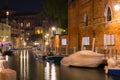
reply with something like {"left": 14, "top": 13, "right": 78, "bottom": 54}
{"left": 6, "top": 11, "right": 9, "bottom": 16}
{"left": 52, "top": 26, "right": 56, "bottom": 31}
{"left": 114, "top": 4, "right": 120, "bottom": 11}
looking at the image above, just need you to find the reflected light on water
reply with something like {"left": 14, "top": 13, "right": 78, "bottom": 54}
{"left": 44, "top": 62, "right": 56, "bottom": 80}
{"left": 7, "top": 49, "right": 116, "bottom": 80}
{"left": 45, "top": 62, "right": 50, "bottom": 80}
{"left": 51, "top": 64, "right": 56, "bottom": 80}
{"left": 20, "top": 50, "right": 29, "bottom": 80}
{"left": 5, "top": 55, "right": 9, "bottom": 61}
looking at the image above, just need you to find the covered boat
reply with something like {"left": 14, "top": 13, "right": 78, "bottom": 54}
{"left": 60, "top": 50, "right": 104, "bottom": 68}
{"left": 105, "top": 57, "right": 120, "bottom": 76}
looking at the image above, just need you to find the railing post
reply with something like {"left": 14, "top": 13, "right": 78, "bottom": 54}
{"left": 73, "top": 47, "right": 76, "bottom": 53}
{"left": 115, "top": 49, "right": 118, "bottom": 60}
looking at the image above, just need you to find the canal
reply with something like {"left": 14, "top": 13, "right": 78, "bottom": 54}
{"left": 6, "top": 49, "right": 120, "bottom": 80}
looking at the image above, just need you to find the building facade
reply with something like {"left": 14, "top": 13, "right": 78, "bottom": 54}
{"left": 0, "top": 7, "right": 48, "bottom": 48}
{"left": 68, "top": 0, "right": 120, "bottom": 52}
{"left": 9, "top": 12, "right": 48, "bottom": 48}
{"left": 0, "top": 23, "right": 11, "bottom": 42}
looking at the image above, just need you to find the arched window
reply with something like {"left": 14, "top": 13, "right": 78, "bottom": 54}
{"left": 107, "top": 7, "right": 112, "bottom": 21}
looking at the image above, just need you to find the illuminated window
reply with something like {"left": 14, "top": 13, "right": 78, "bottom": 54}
{"left": 21, "top": 23, "right": 23, "bottom": 27}
{"left": 61, "top": 38, "right": 67, "bottom": 46}
{"left": 104, "top": 34, "right": 114, "bottom": 46}
{"left": 83, "top": 37, "right": 90, "bottom": 45}
{"left": 26, "top": 22, "right": 30, "bottom": 27}
{"left": 27, "top": 32, "right": 30, "bottom": 35}
{"left": 36, "top": 29, "right": 43, "bottom": 34}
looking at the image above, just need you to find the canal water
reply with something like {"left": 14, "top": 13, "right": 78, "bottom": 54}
{"left": 6, "top": 49, "right": 120, "bottom": 80}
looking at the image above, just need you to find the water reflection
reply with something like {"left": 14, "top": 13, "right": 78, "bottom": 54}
{"left": 44, "top": 62, "right": 56, "bottom": 80}
{"left": 6, "top": 49, "right": 120, "bottom": 80}
{"left": 110, "top": 76, "right": 120, "bottom": 80}
{"left": 44, "top": 62, "right": 50, "bottom": 80}
{"left": 51, "top": 64, "right": 56, "bottom": 80}
{"left": 5, "top": 55, "right": 9, "bottom": 61}
{"left": 20, "top": 50, "right": 29, "bottom": 80}
{"left": 59, "top": 66, "right": 104, "bottom": 80}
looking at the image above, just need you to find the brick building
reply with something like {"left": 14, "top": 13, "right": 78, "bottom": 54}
{"left": 68, "top": 0, "right": 120, "bottom": 53}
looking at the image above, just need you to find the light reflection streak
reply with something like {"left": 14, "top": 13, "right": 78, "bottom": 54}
{"left": 26, "top": 50, "right": 29, "bottom": 80}
{"left": 5, "top": 55, "right": 9, "bottom": 61}
{"left": 44, "top": 62, "right": 56, "bottom": 80}
{"left": 20, "top": 49, "right": 29, "bottom": 80}
{"left": 45, "top": 62, "right": 50, "bottom": 80}
{"left": 51, "top": 64, "right": 56, "bottom": 80}
{"left": 20, "top": 50, "right": 23, "bottom": 80}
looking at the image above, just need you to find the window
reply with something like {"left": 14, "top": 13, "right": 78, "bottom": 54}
{"left": 26, "top": 22, "right": 30, "bottom": 27}
{"left": 61, "top": 38, "right": 67, "bottom": 46}
{"left": 21, "top": 23, "right": 23, "bottom": 27}
{"left": 83, "top": 37, "right": 90, "bottom": 45}
{"left": 84, "top": 13, "right": 88, "bottom": 26}
{"left": 104, "top": 34, "right": 114, "bottom": 46}
{"left": 107, "top": 7, "right": 112, "bottom": 21}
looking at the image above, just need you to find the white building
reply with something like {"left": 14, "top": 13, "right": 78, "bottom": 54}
{"left": 0, "top": 23, "right": 11, "bottom": 45}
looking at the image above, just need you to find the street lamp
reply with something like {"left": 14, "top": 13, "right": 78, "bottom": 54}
{"left": 51, "top": 26, "right": 56, "bottom": 37}
{"left": 52, "top": 26, "right": 56, "bottom": 31}
{"left": 6, "top": 11, "right": 9, "bottom": 24}
{"left": 51, "top": 26, "right": 56, "bottom": 53}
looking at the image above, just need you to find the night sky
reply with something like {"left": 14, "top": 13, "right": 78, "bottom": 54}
{"left": 0, "top": 0, "right": 43, "bottom": 12}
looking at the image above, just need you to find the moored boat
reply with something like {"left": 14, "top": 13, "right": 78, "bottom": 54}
{"left": 105, "top": 57, "right": 120, "bottom": 76}
{"left": 61, "top": 50, "right": 104, "bottom": 68}
{"left": 106, "top": 67, "right": 120, "bottom": 76}
{"left": 46, "top": 56, "right": 64, "bottom": 63}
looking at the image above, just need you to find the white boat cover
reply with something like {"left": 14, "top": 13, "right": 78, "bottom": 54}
{"left": 61, "top": 50, "right": 104, "bottom": 67}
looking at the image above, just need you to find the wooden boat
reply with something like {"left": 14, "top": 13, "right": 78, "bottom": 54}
{"left": 46, "top": 56, "right": 64, "bottom": 63}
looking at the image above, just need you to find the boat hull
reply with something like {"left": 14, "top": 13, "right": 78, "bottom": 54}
{"left": 108, "top": 68, "right": 120, "bottom": 76}
{"left": 46, "top": 56, "right": 64, "bottom": 63}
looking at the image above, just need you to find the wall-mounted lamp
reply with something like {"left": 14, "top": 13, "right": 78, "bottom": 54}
{"left": 114, "top": 3, "right": 120, "bottom": 11}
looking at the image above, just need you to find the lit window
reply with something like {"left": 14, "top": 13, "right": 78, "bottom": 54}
{"left": 83, "top": 37, "right": 90, "bottom": 45}
{"left": 104, "top": 34, "right": 114, "bottom": 46}
{"left": 26, "top": 22, "right": 30, "bottom": 27}
{"left": 21, "top": 23, "right": 23, "bottom": 27}
{"left": 27, "top": 32, "right": 30, "bottom": 35}
{"left": 61, "top": 38, "right": 67, "bottom": 46}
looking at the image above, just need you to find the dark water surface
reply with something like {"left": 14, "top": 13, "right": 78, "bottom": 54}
{"left": 6, "top": 49, "right": 120, "bottom": 80}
